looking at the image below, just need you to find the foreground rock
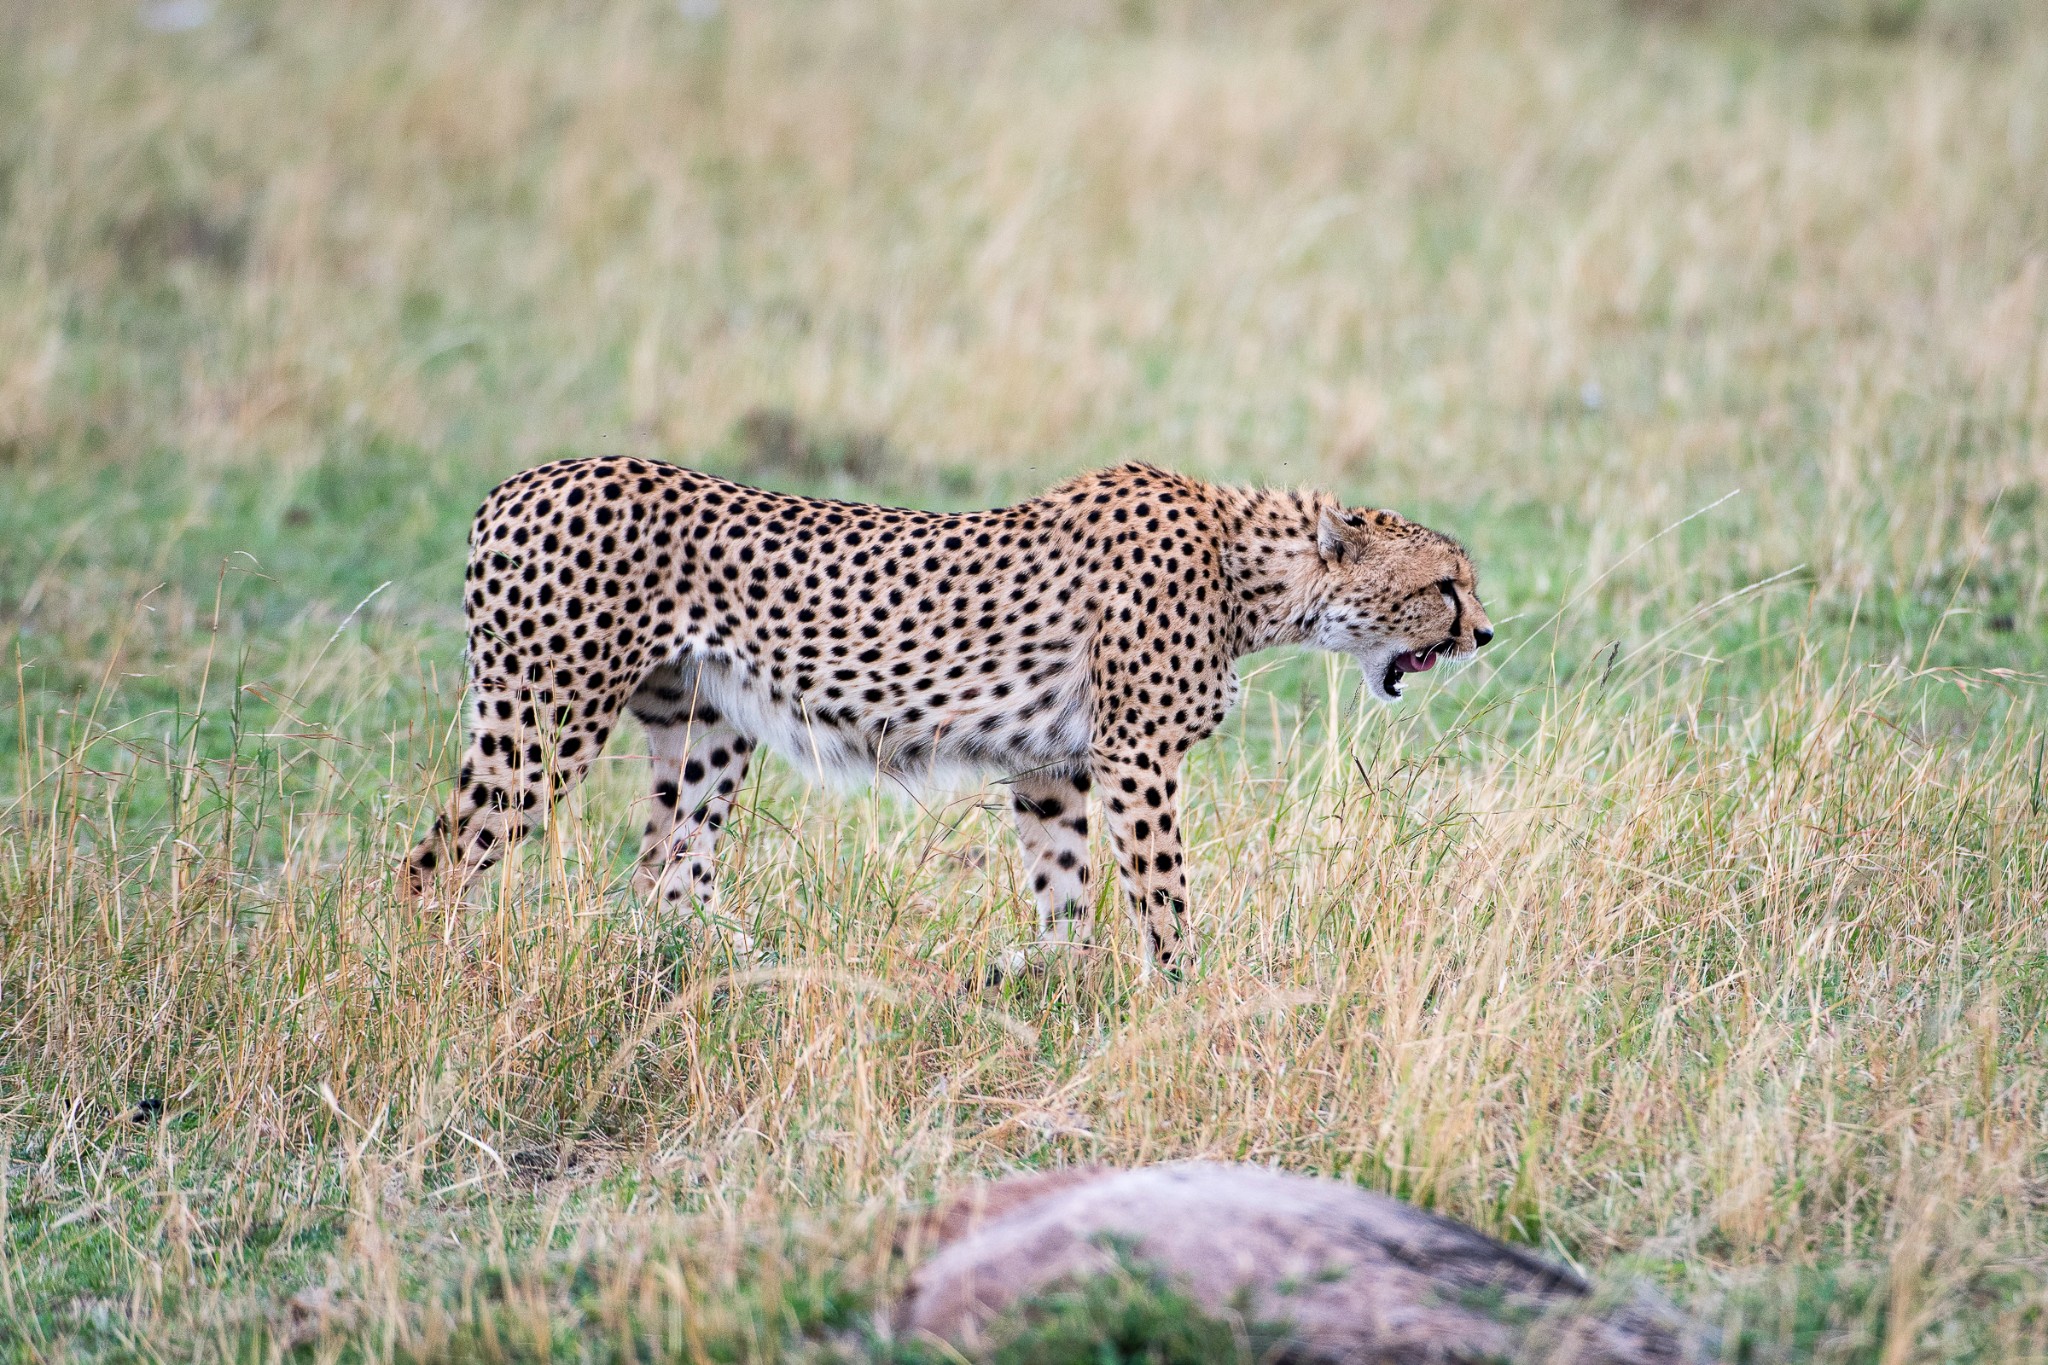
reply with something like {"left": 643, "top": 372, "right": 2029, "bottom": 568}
{"left": 898, "top": 1163, "right": 1706, "bottom": 1363}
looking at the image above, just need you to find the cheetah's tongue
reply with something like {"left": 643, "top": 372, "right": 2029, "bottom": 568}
{"left": 1393, "top": 648, "right": 1440, "bottom": 674}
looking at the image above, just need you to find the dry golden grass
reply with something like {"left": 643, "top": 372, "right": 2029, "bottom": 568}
{"left": 3, "top": 1, "right": 2048, "bottom": 1360}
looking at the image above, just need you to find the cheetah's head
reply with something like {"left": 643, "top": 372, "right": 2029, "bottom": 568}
{"left": 1306, "top": 507, "right": 1494, "bottom": 704}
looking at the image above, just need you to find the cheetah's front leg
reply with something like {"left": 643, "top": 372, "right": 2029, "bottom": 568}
{"left": 634, "top": 718, "right": 755, "bottom": 955}
{"left": 1093, "top": 747, "right": 1190, "bottom": 980}
{"left": 998, "top": 769, "right": 1096, "bottom": 975}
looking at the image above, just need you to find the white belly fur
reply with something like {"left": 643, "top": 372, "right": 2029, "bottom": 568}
{"left": 669, "top": 651, "right": 1094, "bottom": 796}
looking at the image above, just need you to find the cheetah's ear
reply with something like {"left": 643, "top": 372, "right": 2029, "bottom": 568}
{"left": 1315, "top": 507, "right": 1369, "bottom": 566}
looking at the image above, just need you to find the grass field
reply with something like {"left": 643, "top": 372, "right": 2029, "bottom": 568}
{"left": 4, "top": 0, "right": 2048, "bottom": 1359}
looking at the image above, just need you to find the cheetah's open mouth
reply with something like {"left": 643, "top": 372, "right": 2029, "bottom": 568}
{"left": 1381, "top": 643, "right": 1451, "bottom": 698}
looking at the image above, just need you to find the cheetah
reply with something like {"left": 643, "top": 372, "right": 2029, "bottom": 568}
{"left": 403, "top": 458, "right": 1492, "bottom": 976}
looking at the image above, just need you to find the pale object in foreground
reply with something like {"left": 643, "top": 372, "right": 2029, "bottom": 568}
{"left": 897, "top": 1162, "right": 1708, "bottom": 1363}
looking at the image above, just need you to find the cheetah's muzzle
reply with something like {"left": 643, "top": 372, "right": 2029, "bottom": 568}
{"left": 1383, "top": 642, "right": 1451, "bottom": 698}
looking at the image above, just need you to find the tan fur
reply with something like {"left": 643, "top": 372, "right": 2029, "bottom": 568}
{"left": 403, "top": 459, "right": 1492, "bottom": 975}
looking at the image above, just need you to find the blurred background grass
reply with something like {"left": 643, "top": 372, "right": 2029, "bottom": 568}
{"left": 2, "top": 1, "right": 2047, "bottom": 1360}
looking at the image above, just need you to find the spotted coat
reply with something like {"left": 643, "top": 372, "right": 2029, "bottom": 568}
{"left": 404, "top": 458, "right": 1493, "bottom": 975}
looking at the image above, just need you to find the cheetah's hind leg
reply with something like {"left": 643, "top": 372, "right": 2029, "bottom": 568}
{"left": 403, "top": 669, "right": 633, "bottom": 901}
{"left": 627, "top": 671, "right": 757, "bottom": 958}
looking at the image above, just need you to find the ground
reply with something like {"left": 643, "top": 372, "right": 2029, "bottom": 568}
{"left": 1, "top": 1, "right": 2046, "bottom": 1361}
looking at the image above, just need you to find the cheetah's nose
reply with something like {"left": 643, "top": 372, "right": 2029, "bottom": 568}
{"left": 1474, "top": 627, "right": 1494, "bottom": 647}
